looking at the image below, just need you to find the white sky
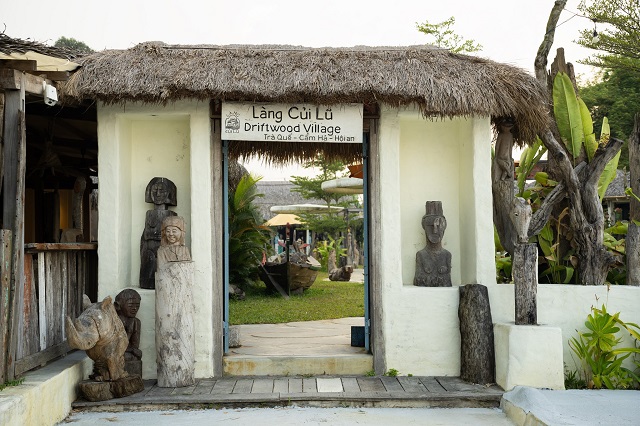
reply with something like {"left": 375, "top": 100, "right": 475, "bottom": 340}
{"left": 1, "top": 0, "right": 597, "bottom": 179}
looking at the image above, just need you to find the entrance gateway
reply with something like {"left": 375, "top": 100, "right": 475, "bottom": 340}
{"left": 220, "top": 102, "right": 371, "bottom": 355}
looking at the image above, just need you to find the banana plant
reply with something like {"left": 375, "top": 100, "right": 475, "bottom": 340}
{"left": 553, "top": 73, "right": 619, "bottom": 199}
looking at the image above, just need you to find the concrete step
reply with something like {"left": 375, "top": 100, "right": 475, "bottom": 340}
{"left": 223, "top": 354, "right": 373, "bottom": 376}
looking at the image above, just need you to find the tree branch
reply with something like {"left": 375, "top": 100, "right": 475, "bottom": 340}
{"left": 534, "top": 0, "right": 568, "bottom": 83}
{"left": 585, "top": 137, "right": 625, "bottom": 188}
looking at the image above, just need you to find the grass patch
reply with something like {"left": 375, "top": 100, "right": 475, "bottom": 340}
{"left": 229, "top": 271, "right": 364, "bottom": 325}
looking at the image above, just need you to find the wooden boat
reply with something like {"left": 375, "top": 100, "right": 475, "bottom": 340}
{"left": 259, "top": 260, "right": 319, "bottom": 296}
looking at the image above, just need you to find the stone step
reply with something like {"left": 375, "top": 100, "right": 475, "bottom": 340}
{"left": 223, "top": 354, "right": 373, "bottom": 376}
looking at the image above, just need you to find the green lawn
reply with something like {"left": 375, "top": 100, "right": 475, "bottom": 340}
{"left": 229, "top": 271, "right": 365, "bottom": 325}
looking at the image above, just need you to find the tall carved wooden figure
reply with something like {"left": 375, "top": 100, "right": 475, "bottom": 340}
{"left": 155, "top": 216, "right": 195, "bottom": 387}
{"left": 413, "top": 201, "right": 452, "bottom": 287}
{"left": 139, "top": 177, "right": 177, "bottom": 289}
{"left": 115, "top": 289, "right": 143, "bottom": 377}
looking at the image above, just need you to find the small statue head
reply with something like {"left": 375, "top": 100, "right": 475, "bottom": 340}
{"left": 161, "top": 216, "right": 186, "bottom": 246}
{"left": 114, "top": 289, "right": 141, "bottom": 318}
{"left": 421, "top": 201, "right": 447, "bottom": 244}
{"left": 145, "top": 177, "right": 177, "bottom": 206}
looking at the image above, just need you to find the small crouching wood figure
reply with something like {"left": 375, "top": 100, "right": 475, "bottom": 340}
{"left": 414, "top": 201, "right": 452, "bottom": 287}
{"left": 115, "top": 289, "right": 143, "bottom": 377}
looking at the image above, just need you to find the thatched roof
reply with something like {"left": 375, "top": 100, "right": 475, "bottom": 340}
{"left": 604, "top": 170, "right": 630, "bottom": 200}
{"left": 0, "top": 33, "right": 81, "bottom": 60}
{"left": 254, "top": 181, "right": 326, "bottom": 221}
{"left": 62, "top": 42, "right": 550, "bottom": 145}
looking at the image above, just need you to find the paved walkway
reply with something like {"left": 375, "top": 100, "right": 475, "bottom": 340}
{"left": 229, "top": 317, "right": 366, "bottom": 356}
{"left": 61, "top": 406, "right": 514, "bottom": 425}
{"left": 72, "top": 376, "right": 503, "bottom": 411}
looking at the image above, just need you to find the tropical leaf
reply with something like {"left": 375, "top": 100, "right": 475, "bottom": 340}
{"left": 553, "top": 73, "right": 584, "bottom": 160}
{"left": 597, "top": 150, "right": 621, "bottom": 199}
{"left": 579, "top": 97, "right": 597, "bottom": 162}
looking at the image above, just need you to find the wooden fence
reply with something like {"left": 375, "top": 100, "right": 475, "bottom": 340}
{"left": 0, "top": 241, "right": 97, "bottom": 380}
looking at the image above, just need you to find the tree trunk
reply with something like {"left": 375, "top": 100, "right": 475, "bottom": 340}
{"left": 628, "top": 114, "right": 640, "bottom": 285}
{"left": 514, "top": 244, "right": 537, "bottom": 324}
{"left": 458, "top": 284, "right": 495, "bottom": 385}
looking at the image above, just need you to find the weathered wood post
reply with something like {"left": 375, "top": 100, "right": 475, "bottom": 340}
{"left": 458, "top": 284, "right": 495, "bottom": 384}
{"left": 2, "top": 72, "right": 27, "bottom": 381}
{"left": 155, "top": 216, "right": 195, "bottom": 387}
{"left": 628, "top": 114, "right": 640, "bottom": 285}
{"left": 514, "top": 244, "right": 538, "bottom": 324}
{"left": 155, "top": 261, "right": 195, "bottom": 387}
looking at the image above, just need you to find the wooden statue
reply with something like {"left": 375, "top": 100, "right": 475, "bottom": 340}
{"left": 139, "top": 177, "right": 177, "bottom": 289}
{"left": 115, "top": 289, "right": 142, "bottom": 377}
{"left": 66, "top": 296, "right": 144, "bottom": 401}
{"left": 155, "top": 216, "right": 195, "bottom": 387}
{"left": 414, "top": 201, "right": 452, "bottom": 287}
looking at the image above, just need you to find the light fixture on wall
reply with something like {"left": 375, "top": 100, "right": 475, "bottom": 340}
{"left": 592, "top": 19, "right": 600, "bottom": 43}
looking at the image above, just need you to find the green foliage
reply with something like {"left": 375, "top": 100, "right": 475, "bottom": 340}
{"left": 569, "top": 304, "right": 640, "bottom": 389}
{"left": 538, "top": 219, "right": 575, "bottom": 284}
{"left": 54, "top": 36, "right": 94, "bottom": 55}
{"left": 515, "top": 137, "right": 547, "bottom": 196}
{"left": 564, "top": 368, "right": 588, "bottom": 389}
{"left": 581, "top": 68, "right": 640, "bottom": 168}
{"left": 577, "top": 0, "right": 640, "bottom": 73}
{"left": 228, "top": 174, "right": 270, "bottom": 289}
{"left": 384, "top": 368, "right": 399, "bottom": 377}
{"left": 315, "top": 236, "right": 347, "bottom": 271}
{"left": 0, "top": 377, "right": 24, "bottom": 392}
{"left": 229, "top": 272, "right": 364, "bottom": 325}
{"left": 365, "top": 370, "right": 375, "bottom": 377}
{"left": 290, "top": 155, "right": 358, "bottom": 238}
{"left": 416, "top": 16, "right": 482, "bottom": 53}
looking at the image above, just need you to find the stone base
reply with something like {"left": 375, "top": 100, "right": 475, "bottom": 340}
{"left": 494, "top": 323, "right": 564, "bottom": 391}
{"left": 78, "top": 376, "right": 145, "bottom": 401}
{"left": 125, "top": 359, "right": 142, "bottom": 377}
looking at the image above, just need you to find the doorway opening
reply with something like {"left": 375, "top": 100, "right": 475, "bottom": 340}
{"left": 221, "top": 123, "right": 373, "bottom": 373}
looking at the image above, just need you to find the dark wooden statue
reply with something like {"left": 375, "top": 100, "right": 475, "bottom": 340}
{"left": 115, "top": 289, "right": 142, "bottom": 377}
{"left": 414, "top": 201, "right": 452, "bottom": 287}
{"left": 66, "top": 297, "right": 144, "bottom": 401}
{"left": 139, "top": 177, "right": 177, "bottom": 289}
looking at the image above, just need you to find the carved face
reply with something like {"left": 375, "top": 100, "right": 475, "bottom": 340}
{"left": 164, "top": 225, "right": 182, "bottom": 245}
{"left": 425, "top": 216, "right": 446, "bottom": 244}
{"left": 150, "top": 182, "right": 169, "bottom": 205}
{"left": 119, "top": 298, "right": 140, "bottom": 318}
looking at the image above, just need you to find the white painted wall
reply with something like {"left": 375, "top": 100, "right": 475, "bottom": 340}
{"left": 379, "top": 105, "right": 495, "bottom": 375}
{"left": 490, "top": 285, "right": 640, "bottom": 373}
{"left": 97, "top": 100, "right": 214, "bottom": 379}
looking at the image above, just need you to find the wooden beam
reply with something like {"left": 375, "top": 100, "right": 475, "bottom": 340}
{"left": 210, "top": 105, "right": 224, "bottom": 378}
{"left": 0, "top": 69, "right": 49, "bottom": 95}
{"left": 25, "top": 70, "right": 70, "bottom": 81}
{"left": 368, "top": 117, "right": 386, "bottom": 375}
{"left": 0, "top": 60, "right": 37, "bottom": 72}
{"left": 3, "top": 77, "right": 27, "bottom": 380}
{"left": 14, "top": 341, "right": 71, "bottom": 376}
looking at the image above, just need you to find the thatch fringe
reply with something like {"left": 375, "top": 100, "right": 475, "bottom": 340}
{"left": 60, "top": 42, "right": 550, "bottom": 144}
{"left": 229, "top": 141, "right": 362, "bottom": 166}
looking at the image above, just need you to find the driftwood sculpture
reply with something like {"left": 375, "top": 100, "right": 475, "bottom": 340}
{"left": 155, "top": 216, "right": 195, "bottom": 387}
{"left": 115, "top": 289, "right": 142, "bottom": 377}
{"left": 66, "top": 296, "right": 144, "bottom": 401}
{"left": 414, "top": 201, "right": 452, "bottom": 287}
{"left": 139, "top": 177, "right": 177, "bottom": 289}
